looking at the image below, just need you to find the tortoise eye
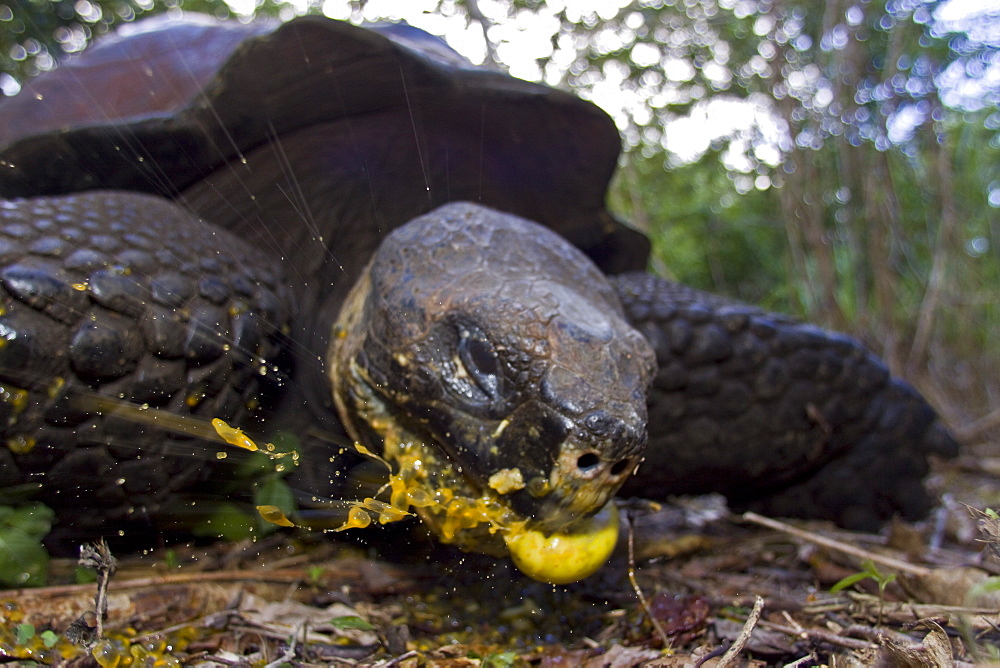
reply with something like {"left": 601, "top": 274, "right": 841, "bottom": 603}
{"left": 458, "top": 329, "right": 501, "bottom": 400}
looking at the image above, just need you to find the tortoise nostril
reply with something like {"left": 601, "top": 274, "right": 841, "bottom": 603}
{"left": 576, "top": 452, "right": 601, "bottom": 472}
{"left": 610, "top": 458, "right": 631, "bottom": 476}
{"left": 583, "top": 410, "right": 638, "bottom": 451}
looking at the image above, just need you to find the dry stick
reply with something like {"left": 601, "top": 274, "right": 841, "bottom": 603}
{"left": 955, "top": 406, "right": 1000, "bottom": 443}
{"left": 716, "top": 595, "right": 764, "bottom": 668}
{"left": 372, "top": 650, "right": 420, "bottom": 667}
{"left": 262, "top": 623, "right": 300, "bottom": 668}
{"left": 91, "top": 542, "right": 117, "bottom": 641}
{"left": 8, "top": 569, "right": 309, "bottom": 602}
{"left": 908, "top": 108, "right": 957, "bottom": 374}
{"left": 783, "top": 653, "right": 818, "bottom": 668}
{"left": 14, "top": 561, "right": 417, "bottom": 599}
{"left": 65, "top": 540, "right": 119, "bottom": 649}
{"left": 626, "top": 511, "right": 671, "bottom": 648}
{"left": 742, "top": 512, "right": 933, "bottom": 577}
{"left": 757, "top": 620, "right": 873, "bottom": 651}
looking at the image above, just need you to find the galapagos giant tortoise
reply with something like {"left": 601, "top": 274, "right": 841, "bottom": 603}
{"left": 0, "top": 15, "right": 956, "bottom": 580}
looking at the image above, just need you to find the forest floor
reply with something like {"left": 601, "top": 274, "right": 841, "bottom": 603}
{"left": 3, "top": 442, "right": 1000, "bottom": 667}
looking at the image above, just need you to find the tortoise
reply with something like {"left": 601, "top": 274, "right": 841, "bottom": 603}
{"left": 0, "top": 15, "right": 957, "bottom": 581}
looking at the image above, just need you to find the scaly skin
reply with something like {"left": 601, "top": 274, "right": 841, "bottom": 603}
{"left": 0, "top": 192, "right": 292, "bottom": 548}
{"left": 613, "top": 275, "right": 957, "bottom": 530}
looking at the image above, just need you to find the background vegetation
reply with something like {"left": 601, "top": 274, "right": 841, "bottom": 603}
{"left": 1, "top": 0, "right": 997, "bottom": 434}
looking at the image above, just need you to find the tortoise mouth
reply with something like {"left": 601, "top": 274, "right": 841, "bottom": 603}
{"left": 334, "top": 356, "right": 626, "bottom": 554}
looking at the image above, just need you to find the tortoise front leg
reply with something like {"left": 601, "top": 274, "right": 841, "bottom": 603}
{"left": 610, "top": 273, "right": 957, "bottom": 530}
{"left": 0, "top": 191, "right": 291, "bottom": 549}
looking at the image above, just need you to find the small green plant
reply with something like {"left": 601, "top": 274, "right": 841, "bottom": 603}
{"left": 968, "top": 576, "right": 1000, "bottom": 604}
{"left": 830, "top": 558, "right": 898, "bottom": 625}
{"left": 253, "top": 474, "right": 297, "bottom": 535}
{"left": 328, "top": 615, "right": 375, "bottom": 631}
{"left": 482, "top": 651, "right": 518, "bottom": 668}
{"left": 0, "top": 503, "right": 54, "bottom": 586}
{"left": 830, "top": 559, "right": 898, "bottom": 596}
{"left": 191, "top": 501, "right": 257, "bottom": 542}
{"left": 13, "top": 623, "right": 59, "bottom": 649}
{"left": 14, "top": 623, "right": 34, "bottom": 645}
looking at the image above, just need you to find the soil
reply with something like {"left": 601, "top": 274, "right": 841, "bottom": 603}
{"left": 2, "top": 446, "right": 1000, "bottom": 667}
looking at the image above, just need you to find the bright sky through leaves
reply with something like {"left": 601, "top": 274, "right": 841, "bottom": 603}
{"left": 226, "top": 0, "right": 996, "bottom": 175}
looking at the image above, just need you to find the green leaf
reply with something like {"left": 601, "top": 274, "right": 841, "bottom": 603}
{"left": 40, "top": 629, "right": 59, "bottom": 648}
{"left": 0, "top": 503, "right": 54, "bottom": 538}
{"left": 74, "top": 565, "right": 98, "bottom": 584}
{"left": 255, "top": 475, "right": 296, "bottom": 514}
{"left": 483, "top": 652, "right": 518, "bottom": 668}
{"left": 14, "top": 623, "right": 35, "bottom": 645}
{"left": 877, "top": 573, "right": 897, "bottom": 594}
{"left": 861, "top": 560, "right": 883, "bottom": 578}
{"left": 0, "top": 508, "right": 50, "bottom": 587}
{"left": 968, "top": 576, "right": 1000, "bottom": 604}
{"left": 328, "top": 615, "right": 375, "bottom": 631}
{"left": 254, "top": 475, "right": 297, "bottom": 536}
{"left": 830, "top": 559, "right": 898, "bottom": 594}
{"left": 830, "top": 571, "right": 873, "bottom": 593}
{"left": 191, "top": 502, "right": 255, "bottom": 542}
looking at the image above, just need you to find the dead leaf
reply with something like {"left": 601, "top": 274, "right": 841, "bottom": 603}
{"left": 582, "top": 644, "right": 663, "bottom": 667}
{"left": 901, "top": 566, "right": 1000, "bottom": 607}
{"left": 712, "top": 619, "right": 795, "bottom": 657}
{"left": 871, "top": 623, "right": 954, "bottom": 668}
{"left": 237, "top": 591, "right": 379, "bottom": 645}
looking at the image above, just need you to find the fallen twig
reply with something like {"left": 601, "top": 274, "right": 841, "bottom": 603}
{"left": 953, "top": 407, "right": 1000, "bottom": 443}
{"left": 626, "top": 510, "right": 672, "bottom": 648}
{"left": 64, "top": 540, "right": 118, "bottom": 649}
{"left": 783, "top": 652, "right": 818, "bottom": 667}
{"left": 742, "top": 512, "right": 933, "bottom": 577}
{"left": 716, "top": 595, "right": 764, "bottom": 667}
{"left": 757, "top": 620, "right": 873, "bottom": 651}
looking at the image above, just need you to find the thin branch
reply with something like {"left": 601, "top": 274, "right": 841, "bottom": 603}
{"left": 463, "top": 0, "right": 501, "bottom": 69}
{"left": 954, "top": 406, "right": 1000, "bottom": 443}
{"left": 627, "top": 511, "right": 672, "bottom": 648}
{"left": 716, "top": 595, "right": 764, "bottom": 667}
{"left": 742, "top": 512, "right": 933, "bottom": 577}
{"left": 908, "top": 102, "right": 957, "bottom": 373}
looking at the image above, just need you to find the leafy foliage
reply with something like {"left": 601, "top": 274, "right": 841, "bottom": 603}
{"left": 830, "top": 558, "right": 898, "bottom": 595}
{"left": 609, "top": 148, "right": 790, "bottom": 308}
{"left": 329, "top": 615, "right": 376, "bottom": 630}
{"left": 0, "top": 502, "right": 53, "bottom": 586}
{"left": 0, "top": 0, "right": 287, "bottom": 95}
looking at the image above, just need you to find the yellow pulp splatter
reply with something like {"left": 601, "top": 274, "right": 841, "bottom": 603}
{"left": 211, "top": 418, "right": 261, "bottom": 452}
{"left": 371, "top": 430, "right": 620, "bottom": 584}
{"left": 211, "top": 418, "right": 298, "bottom": 469}
{"left": 503, "top": 501, "right": 619, "bottom": 585}
{"left": 211, "top": 419, "right": 411, "bottom": 532}
{"left": 211, "top": 418, "right": 619, "bottom": 584}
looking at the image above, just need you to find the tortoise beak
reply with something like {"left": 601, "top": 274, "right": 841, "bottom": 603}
{"left": 431, "top": 397, "right": 647, "bottom": 534}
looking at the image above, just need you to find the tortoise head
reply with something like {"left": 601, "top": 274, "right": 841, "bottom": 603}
{"left": 330, "top": 202, "right": 656, "bottom": 554}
